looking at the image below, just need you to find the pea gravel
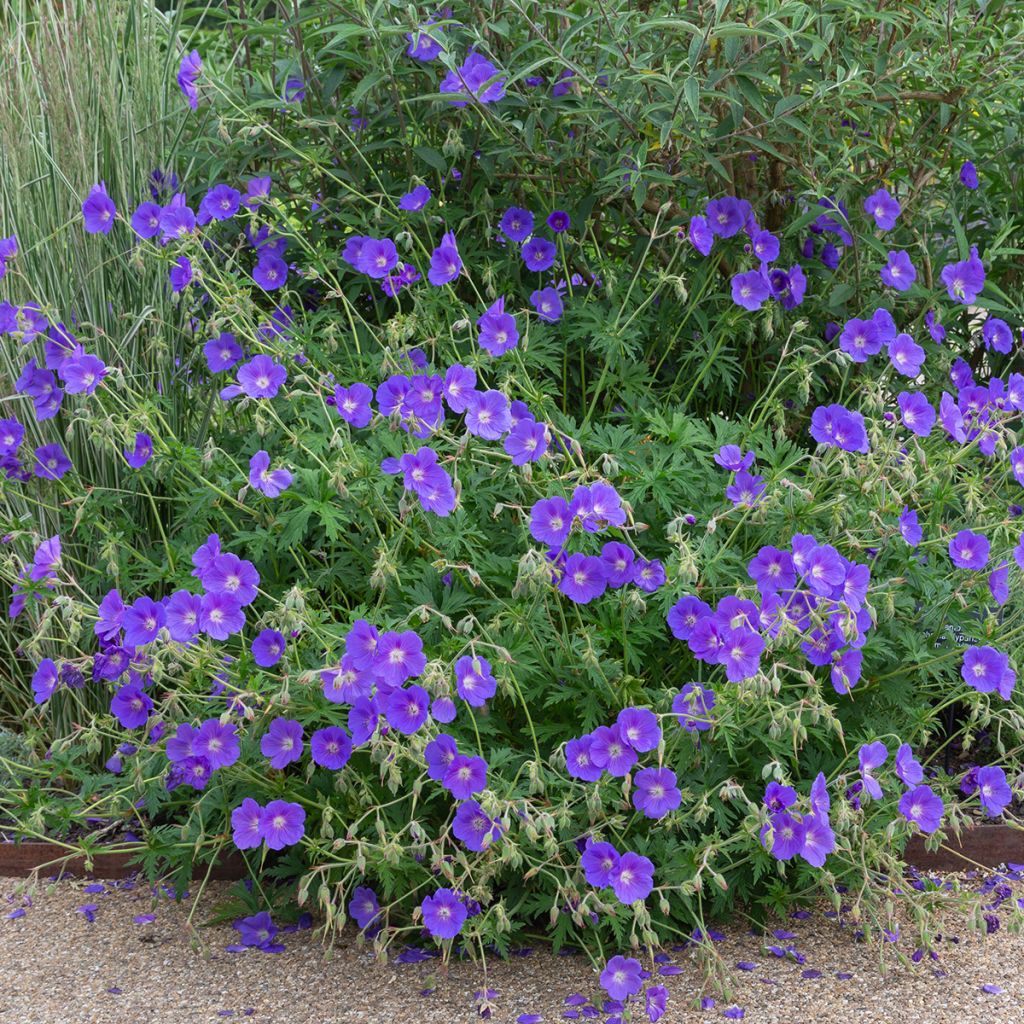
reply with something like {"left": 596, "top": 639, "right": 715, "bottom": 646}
{"left": 0, "top": 875, "right": 1022, "bottom": 1024}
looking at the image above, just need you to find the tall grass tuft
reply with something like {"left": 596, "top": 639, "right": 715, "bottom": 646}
{"left": 0, "top": 0, "right": 192, "bottom": 734}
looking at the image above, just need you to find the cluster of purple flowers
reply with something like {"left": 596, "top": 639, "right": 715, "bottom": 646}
{"left": 761, "top": 775, "right": 836, "bottom": 866}
{"left": 689, "top": 196, "right": 806, "bottom": 312}
{"left": 231, "top": 797, "right": 306, "bottom": 851}
{"left": 580, "top": 840, "right": 655, "bottom": 905}
{"left": 713, "top": 444, "right": 766, "bottom": 508}
{"left": 528, "top": 482, "right": 666, "bottom": 604}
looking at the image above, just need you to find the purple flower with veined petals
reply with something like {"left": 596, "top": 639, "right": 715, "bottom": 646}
{"left": 940, "top": 246, "right": 985, "bottom": 304}
{"left": 982, "top": 317, "right": 1013, "bottom": 354}
{"left": 443, "top": 365, "right": 476, "bottom": 412}
{"left": 260, "top": 717, "right": 304, "bottom": 769}
{"left": 443, "top": 753, "right": 487, "bottom": 799}
{"left": 748, "top": 546, "right": 796, "bottom": 595}
{"left": 831, "top": 649, "right": 862, "bottom": 694}
{"left": 199, "top": 592, "right": 246, "bottom": 640}
{"left": 767, "top": 811, "right": 806, "bottom": 860}
{"left": 633, "top": 766, "right": 681, "bottom": 819}
{"left": 203, "top": 552, "right": 260, "bottom": 604}
{"left": 122, "top": 596, "right": 165, "bottom": 647}
{"left": 477, "top": 297, "right": 519, "bottom": 356}
{"left": 373, "top": 629, "right": 426, "bottom": 685}
{"left": 864, "top": 188, "right": 900, "bottom": 230}
{"left": 505, "top": 419, "right": 547, "bottom": 464}
{"left": 421, "top": 888, "right": 467, "bottom": 940}
{"left": 646, "top": 986, "right": 669, "bottom": 1023}
{"left": 453, "top": 800, "right": 502, "bottom": 852}
{"left": 809, "top": 404, "right": 869, "bottom": 453}
{"left": 130, "top": 202, "right": 161, "bottom": 238}
{"left": 310, "top": 726, "right": 352, "bottom": 770}
{"left": 880, "top": 250, "right": 916, "bottom": 290}
{"left": 82, "top": 182, "right": 116, "bottom": 234}
{"left": 385, "top": 684, "right": 430, "bottom": 734}
{"left": 961, "top": 645, "right": 1012, "bottom": 697}
{"left": 427, "top": 231, "right": 462, "bottom": 286}
{"left": 689, "top": 215, "right": 714, "bottom": 255}
{"left": 530, "top": 287, "right": 563, "bottom": 322}
{"left": 672, "top": 683, "right": 715, "bottom": 731}
{"left": 499, "top": 207, "right": 534, "bottom": 243}
{"left": 838, "top": 317, "right": 881, "bottom": 363}
{"left": 204, "top": 333, "right": 242, "bottom": 374}
{"left": 949, "top": 530, "right": 989, "bottom": 570}
{"left": 714, "top": 444, "right": 755, "bottom": 472}
{"left": 455, "top": 655, "right": 497, "bottom": 707}
{"left": 440, "top": 52, "right": 506, "bottom": 106}
{"left": 194, "top": 719, "right": 239, "bottom": 770}
{"left": 521, "top": 237, "right": 556, "bottom": 272}
{"left": 581, "top": 841, "right": 620, "bottom": 886}
{"left": 897, "top": 392, "right": 935, "bottom": 436}
{"left": 899, "top": 785, "right": 943, "bottom": 833}
{"left": 231, "top": 798, "right": 263, "bottom": 850}
{"left": 730, "top": 270, "right": 770, "bottom": 310}
{"left": 252, "top": 629, "right": 286, "bottom": 667}
{"left": 899, "top": 506, "right": 922, "bottom": 546}
{"left": 800, "top": 814, "right": 835, "bottom": 867}
{"left": 600, "top": 956, "right": 643, "bottom": 1001}
{"left": 667, "top": 596, "right": 711, "bottom": 641}
{"left": 558, "top": 553, "right": 607, "bottom": 604}
{"left": 259, "top": 800, "right": 305, "bottom": 849}
{"left": 719, "top": 627, "right": 765, "bottom": 682}
{"left": 237, "top": 355, "right": 287, "bottom": 399}
{"left": 895, "top": 743, "right": 924, "bottom": 786}
{"left": 465, "top": 389, "right": 511, "bottom": 439}
{"left": 123, "top": 432, "right": 153, "bottom": 468}
{"left": 399, "top": 185, "right": 432, "bottom": 211}
{"left": 888, "top": 333, "right": 925, "bottom": 376}
{"left": 858, "top": 741, "right": 888, "bottom": 800}
{"left": 611, "top": 851, "right": 654, "bottom": 903}
{"left": 248, "top": 450, "right": 292, "bottom": 498}
{"left": 30, "top": 534, "right": 61, "bottom": 583}
{"left": 33, "top": 443, "right": 72, "bottom": 480}
{"left": 252, "top": 253, "right": 287, "bottom": 291}
{"left": 706, "top": 197, "right": 749, "bottom": 238}
{"left": 110, "top": 682, "right": 152, "bottom": 729}
{"left": 547, "top": 210, "right": 570, "bottom": 232}
{"left": 617, "top": 707, "right": 660, "bottom": 752}
{"left": 976, "top": 766, "right": 1012, "bottom": 817}
{"left": 177, "top": 50, "right": 202, "bottom": 109}
{"left": 349, "top": 887, "right": 380, "bottom": 931}
{"left": 565, "top": 735, "right": 603, "bottom": 782}
{"left": 356, "top": 238, "right": 399, "bottom": 279}
{"left": 590, "top": 724, "right": 638, "bottom": 776}
{"left": 632, "top": 558, "right": 665, "bottom": 592}
{"left": 725, "top": 470, "right": 766, "bottom": 507}
{"left": 530, "top": 496, "right": 571, "bottom": 547}
{"left": 332, "top": 382, "right": 373, "bottom": 428}
{"left": 59, "top": 349, "right": 107, "bottom": 394}
{"left": 32, "top": 659, "right": 59, "bottom": 703}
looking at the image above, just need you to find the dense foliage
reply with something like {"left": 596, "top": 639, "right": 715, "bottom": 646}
{"left": 2, "top": 0, "right": 1024, "bottom": 1011}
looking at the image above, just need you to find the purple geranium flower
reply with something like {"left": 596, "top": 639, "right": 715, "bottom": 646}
{"left": 858, "top": 741, "right": 888, "bottom": 800}
{"left": 385, "top": 684, "right": 430, "bottom": 734}
{"left": 948, "top": 530, "right": 989, "bottom": 570}
{"left": 730, "top": 269, "right": 769, "bottom": 311}
{"left": 260, "top": 717, "right": 304, "bottom": 769}
{"left": 231, "top": 798, "right": 264, "bottom": 850}
{"left": 499, "top": 207, "right": 534, "bottom": 243}
{"left": 82, "top": 183, "right": 116, "bottom": 234}
{"left": 399, "top": 185, "right": 432, "bottom": 211}
{"left": 864, "top": 188, "right": 900, "bottom": 230}
{"left": 427, "top": 231, "right": 462, "bottom": 286}
{"left": 421, "top": 889, "right": 467, "bottom": 940}
{"left": 633, "top": 766, "right": 681, "bottom": 819}
{"left": 880, "top": 250, "right": 916, "bottom": 290}
{"left": 110, "top": 682, "right": 153, "bottom": 730}
{"left": 897, "top": 392, "right": 935, "bottom": 436}
{"left": 940, "top": 246, "right": 985, "bottom": 304}
{"left": 530, "top": 287, "right": 563, "bottom": 322}
{"left": 611, "top": 851, "right": 654, "bottom": 903}
{"left": 899, "top": 785, "right": 943, "bottom": 833}
{"left": 310, "top": 726, "right": 353, "bottom": 770}
{"left": 237, "top": 355, "right": 287, "bottom": 399}
{"left": 600, "top": 956, "right": 643, "bottom": 1001}
{"left": 249, "top": 450, "right": 292, "bottom": 497}
{"left": 177, "top": 50, "right": 202, "bottom": 109}
{"left": 252, "top": 629, "right": 286, "bottom": 667}
{"left": 559, "top": 552, "right": 607, "bottom": 604}
{"left": 259, "top": 800, "right": 305, "bottom": 849}
{"left": 452, "top": 800, "right": 502, "bottom": 852}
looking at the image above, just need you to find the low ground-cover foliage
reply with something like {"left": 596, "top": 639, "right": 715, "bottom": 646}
{"left": 2, "top": 0, "right": 1024, "bottom": 1012}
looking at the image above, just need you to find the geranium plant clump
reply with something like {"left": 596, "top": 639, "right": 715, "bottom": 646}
{"left": 2, "top": 2, "right": 1023, "bottom": 1016}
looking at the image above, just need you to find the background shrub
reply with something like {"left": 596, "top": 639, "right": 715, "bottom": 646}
{"left": 1, "top": 0, "right": 1023, "bottom": 982}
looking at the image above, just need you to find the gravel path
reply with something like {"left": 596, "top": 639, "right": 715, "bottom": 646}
{"left": 1, "top": 874, "right": 1022, "bottom": 1024}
